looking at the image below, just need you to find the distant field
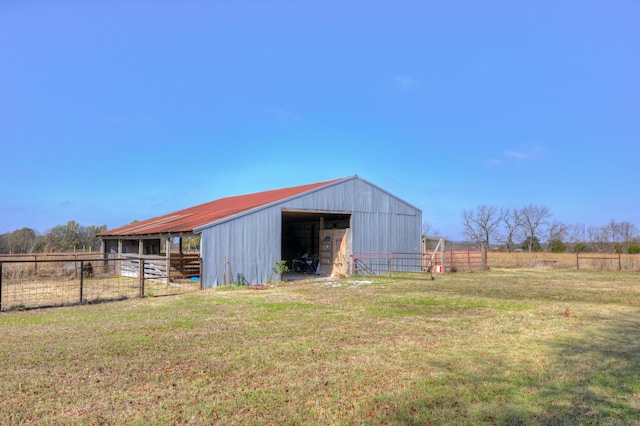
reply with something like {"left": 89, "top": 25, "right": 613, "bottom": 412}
{"left": 488, "top": 251, "right": 640, "bottom": 271}
{"left": 1, "top": 269, "right": 640, "bottom": 424}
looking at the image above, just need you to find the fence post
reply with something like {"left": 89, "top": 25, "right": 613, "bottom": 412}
{"left": 388, "top": 252, "right": 392, "bottom": 276}
{"left": 576, "top": 251, "right": 580, "bottom": 270}
{"left": 139, "top": 258, "right": 145, "bottom": 297}
{"left": 480, "top": 242, "right": 488, "bottom": 270}
{"left": 79, "top": 260, "right": 84, "bottom": 304}
{"left": 619, "top": 251, "right": 622, "bottom": 271}
{"left": 0, "top": 262, "right": 3, "bottom": 311}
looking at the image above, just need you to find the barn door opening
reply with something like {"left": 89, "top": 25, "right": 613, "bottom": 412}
{"left": 281, "top": 210, "right": 351, "bottom": 276}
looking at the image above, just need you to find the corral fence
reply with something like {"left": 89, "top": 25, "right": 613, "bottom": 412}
{"left": 0, "top": 253, "right": 202, "bottom": 312}
{"left": 432, "top": 247, "right": 487, "bottom": 272}
{"left": 351, "top": 252, "right": 424, "bottom": 275}
{"left": 351, "top": 246, "right": 487, "bottom": 276}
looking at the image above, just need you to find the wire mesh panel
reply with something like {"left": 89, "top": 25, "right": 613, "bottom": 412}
{"left": 0, "top": 254, "right": 201, "bottom": 311}
{"left": 0, "top": 256, "right": 136, "bottom": 311}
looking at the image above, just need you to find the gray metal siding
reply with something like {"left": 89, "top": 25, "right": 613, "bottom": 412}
{"left": 200, "top": 177, "right": 421, "bottom": 288}
{"left": 201, "top": 207, "right": 281, "bottom": 287}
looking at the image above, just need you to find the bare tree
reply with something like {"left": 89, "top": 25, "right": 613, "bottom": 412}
{"left": 547, "top": 221, "right": 569, "bottom": 252}
{"left": 569, "top": 223, "right": 587, "bottom": 244}
{"left": 587, "top": 225, "right": 610, "bottom": 252}
{"left": 498, "top": 208, "right": 523, "bottom": 252}
{"left": 547, "top": 221, "right": 569, "bottom": 243}
{"left": 520, "top": 204, "right": 552, "bottom": 252}
{"left": 422, "top": 221, "right": 440, "bottom": 238}
{"left": 607, "top": 220, "right": 637, "bottom": 252}
{"left": 460, "top": 205, "right": 502, "bottom": 246}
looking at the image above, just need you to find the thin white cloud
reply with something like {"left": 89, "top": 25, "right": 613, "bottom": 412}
{"left": 504, "top": 146, "right": 546, "bottom": 161}
{"left": 485, "top": 158, "right": 503, "bottom": 167}
{"left": 390, "top": 75, "right": 420, "bottom": 90}
{"left": 504, "top": 150, "right": 533, "bottom": 160}
{"left": 265, "top": 107, "right": 297, "bottom": 125}
{"left": 486, "top": 146, "right": 547, "bottom": 167}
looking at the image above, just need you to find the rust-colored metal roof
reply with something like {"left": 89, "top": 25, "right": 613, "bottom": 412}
{"left": 98, "top": 177, "right": 345, "bottom": 237}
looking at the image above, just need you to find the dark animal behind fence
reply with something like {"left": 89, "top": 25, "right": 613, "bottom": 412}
{"left": 83, "top": 262, "right": 93, "bottom": 278}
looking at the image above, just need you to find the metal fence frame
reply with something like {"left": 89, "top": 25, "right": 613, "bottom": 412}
{"left": 351, "top": 246, "right": 488, "bottom": 276}
{"left": 0, "top": 254, "right": 202, "bottom": 312}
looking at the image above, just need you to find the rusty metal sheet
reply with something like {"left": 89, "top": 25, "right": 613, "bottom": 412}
{"left": 98, "top": 178, "right": 343, "bottom": 237}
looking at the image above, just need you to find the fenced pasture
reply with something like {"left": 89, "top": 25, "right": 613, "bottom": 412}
{"left": 2, "top": 270, "right": 640, "bottom": 424}
{"left": 0, "top": 254, "right": 201, "bottom": 311}
{"left": 489, "top": 251, "right": 640, "bottom": 271}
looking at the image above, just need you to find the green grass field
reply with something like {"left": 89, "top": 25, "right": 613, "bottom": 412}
{"left": 1, "top": 269, "right": 639, "bottom": 424}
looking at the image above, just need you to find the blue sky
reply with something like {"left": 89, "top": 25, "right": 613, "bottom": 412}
{"left": 1, "top": 1, "right": 638, "bottom": 240}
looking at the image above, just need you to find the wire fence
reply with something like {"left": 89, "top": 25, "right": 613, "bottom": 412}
{"left": 0, "top": 254, "right": 201, "bottom": 312}
{"left": 489, "top": 252, "right": 640, "bottom": 271}
{"left": 350, "top": 248, "right": 489, "bottom": 276}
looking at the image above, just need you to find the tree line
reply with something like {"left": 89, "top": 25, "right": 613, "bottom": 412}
{"left": 457, "top": 204, "right": 639, "bottom": 253}
{"left": 0, "top": 221, "right": 107, "bottom": 254}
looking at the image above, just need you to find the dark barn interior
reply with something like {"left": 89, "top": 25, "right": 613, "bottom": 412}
{"left": 281, "top": 211, "right": 350, "bottom": 270}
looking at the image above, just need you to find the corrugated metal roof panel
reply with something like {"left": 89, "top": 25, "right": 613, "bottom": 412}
{"left": 98, "top": 177, "right": 345, "bottom": 237}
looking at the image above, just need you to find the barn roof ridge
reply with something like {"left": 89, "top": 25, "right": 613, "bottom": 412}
{"left": 98, "top": 176, "right": 353, "bottom": 237}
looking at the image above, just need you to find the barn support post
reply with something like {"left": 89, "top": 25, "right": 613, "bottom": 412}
{"left": 79, "top": 260, "right": 84, "bottom": 304}
{"left": 139, "top": 258, "right": 145, "bottom": 297}
{"left": 165, "top": 238, "right": 171, "bottom": 284}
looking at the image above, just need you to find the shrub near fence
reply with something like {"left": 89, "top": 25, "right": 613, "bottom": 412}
{"left": 488, "top": 252, "right": 640, "bottom": 271}
{"left": 0, "top": 254, "right": 201, "bottom": 311}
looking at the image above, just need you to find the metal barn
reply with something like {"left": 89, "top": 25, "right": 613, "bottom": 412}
{"left": 98, "top": 175, "right": 422, "bottom": 288}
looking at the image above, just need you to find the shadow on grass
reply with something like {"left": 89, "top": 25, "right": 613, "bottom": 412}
{"left": 374, "top": 310, "right": 640, "bottom": 425}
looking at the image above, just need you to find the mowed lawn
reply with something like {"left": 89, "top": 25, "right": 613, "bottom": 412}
{"left": 1, "top": 269, "right": 640, "bottom": 425}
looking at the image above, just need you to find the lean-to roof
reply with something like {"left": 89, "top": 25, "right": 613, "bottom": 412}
{"left": 98, "top": 178, "right": 344, "bottom": 237}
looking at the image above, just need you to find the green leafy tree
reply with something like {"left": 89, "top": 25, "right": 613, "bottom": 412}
{"left": 628, "top": 244, "right": 640, "bottom": 254}
{"left": 521, "top": 236, "right": 543, "bottom": 252}
{"left": 549, "top": 240, "right": 566, "bottom": 253}
{"left": 45, "top": 221, "right": 106, "bottom": 252}
{"left": 574, "top": 242, "right": 590, "bottom": 253}
{"left": 7, "top": 228, "right": 44, "bottom": 253}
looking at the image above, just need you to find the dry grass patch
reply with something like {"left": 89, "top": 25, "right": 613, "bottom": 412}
{"left": 1, "top": 270, "right": 640, "bottom": 424}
